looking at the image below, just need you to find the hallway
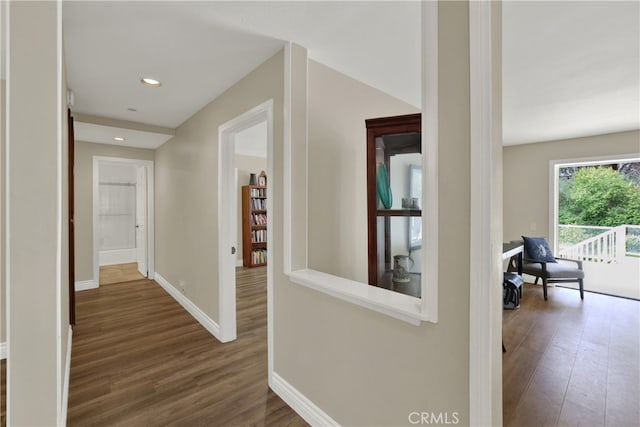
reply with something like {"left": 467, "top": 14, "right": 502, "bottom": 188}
{"left": 67, "top": 267, "right": 307, "bottom": 426}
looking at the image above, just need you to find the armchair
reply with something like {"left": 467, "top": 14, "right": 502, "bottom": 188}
{"left": 521, "top": 236, "right": 585, "bottom": 301}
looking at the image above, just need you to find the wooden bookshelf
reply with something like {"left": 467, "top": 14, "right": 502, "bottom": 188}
{"left": 241, "top": 185, "right": 267, "bottom": 267}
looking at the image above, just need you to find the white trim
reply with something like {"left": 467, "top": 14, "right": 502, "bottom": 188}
{"left": 283, "top": 43, "right": 292, "bottom": 275}
{"left": 270, "top": 372, "right": 340, "bottom": 427}
{"left": 289, "top": 270, "right": 424, "bottom": 325}
{"left": 99, "top": 248, "right": 137, "bottom": 266}
{"left": 154, "top": 272, "right": 221, "bottom": 340}
{"left": 217, "top": 99, "right": 274, "bottom": 344}
{"left": 266, "top": 99, "right": 275, "bottom": 385}
{"left": 60, "top": 326, "right": 72, "bottom": 426}
{"left": 421, "top": 0, "right": 439, "bottom": 323}
{"left": 75, "top": 280, "right": 98, "bottom": 292}
{"left": 92, "top": 156, "right": 155, "bottom": 286}
{"left": 549, "top": 153, "right": 640, "bottom": 253}
{"left": 282, "top": 11, "right": 439, "bottom": 325}
{"left": 0, "top": 342, "right": 6, "bottom": 360}
{"left": 236, "top": 259, "right": 243, "bottom": 267}
{"left": 469, "top": 2, "right": 498, "bottom": 426}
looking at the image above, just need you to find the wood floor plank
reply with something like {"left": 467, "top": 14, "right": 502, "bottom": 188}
{"left": 100, "top": 262, "right": 145, "bottom": 285}
{"left": 3, "top": 273, "right": 638, "bottom": 426}
{"left": 67, "top": 266, "right": 307, "bottom": 426}
{"left": 503, "top": 283, "right": 640, "bottom": 427}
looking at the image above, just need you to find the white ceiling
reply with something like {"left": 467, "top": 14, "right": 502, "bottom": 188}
{"left": 503, "top": 1, "right": 639, "bottom": 145}
{"left": 63, "top": 1, "right": 421, "bottom": 145}
{"left": 15, "top": 1, "right": 638, "bottom": 148}
{"left": 74, "top": 122, "right": 173, "bottom": 150}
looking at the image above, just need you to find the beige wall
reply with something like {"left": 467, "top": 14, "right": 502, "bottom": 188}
{"left": 7, "top": 2, "right": 67, "bottom": 423}
{"left": 274, "top": 3, "right": 473, "bottom": 425}
{"left": 1, "top": 79, "right": 5, "bottom": 344}
{"left": 235, "top": 154, "right": 266, "bottom": 265}
{"left": 503, "top": 130, "right": 640, "bottom": 242}
{"left": 155, "top": 50, "right": 284, "bottom": 323}
{"left": 74, "top": 141, "right": 155, "bottom": 282}
{"left": 307, "top": 60, "right": 419, "bottom": 282}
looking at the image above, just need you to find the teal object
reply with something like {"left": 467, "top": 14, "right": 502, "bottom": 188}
{"left": 377, "top": 163, "right": 393, "bottom": 209}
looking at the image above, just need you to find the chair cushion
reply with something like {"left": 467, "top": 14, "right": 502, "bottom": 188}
{"left": 522, "top": 260, "right": 584, "bottom": 279}
{"left": 522, "top": 236, "right": 557, "bottom": 263}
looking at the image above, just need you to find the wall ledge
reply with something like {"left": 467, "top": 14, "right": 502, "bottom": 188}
{"left": 288, "top": 269, "right": 429, "bottom": 326}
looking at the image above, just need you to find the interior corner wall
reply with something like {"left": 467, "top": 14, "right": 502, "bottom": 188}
{"left": 503, "top": 130, "right": 640, "bottom": 242}
{"left": 235, "top": 154, "right": 266, "bottom": 266}
{"left": 74, "top": 141, "right": 155, "bottom": 282}
{"left": 274, "top": 3, "right": 472, "bottom": 425}
{"left": 154, "top": 49, "right": 284, "bottom": 325}
{"left": 307, "top": 60, "right": 419, "bottom": 283}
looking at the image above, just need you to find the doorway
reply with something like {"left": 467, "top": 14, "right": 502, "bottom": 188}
{"left": 551, "top": 155, "right": 640, "bottom": 299}
{"left": 217, "top": 100, "right": 273, "bottom": 344}
{"left": 92, "top": 156, "right": 154, "bottom": 287}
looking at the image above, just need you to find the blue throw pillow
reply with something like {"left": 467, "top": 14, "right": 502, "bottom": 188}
{"left": 522, "top": 236, "right": 557, "bottom": 263}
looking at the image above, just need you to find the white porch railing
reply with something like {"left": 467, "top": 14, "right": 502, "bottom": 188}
{"left": 558, "top": 225, "right": 627, "bottom": 263}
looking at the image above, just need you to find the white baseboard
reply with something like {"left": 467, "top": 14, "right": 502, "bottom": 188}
{"left": 75, "top": 280, "right": 98, "bottom": 291}
{"left": 0, "top": 341, "right": 6, "bottom": 360}
{"left": 236, "top": 259, "right": 244, "bottom": 267}
{"left": 270, "top": 372, "right": 339, "bottom": 427}
{"left": 99, "top": 248, "right": 137, "bottom": 266}
{"left": 60, "top": 326, "right": 73, "bottom": 425}
{"left": 154, "top": 273, "right": 221, "bottom": 341}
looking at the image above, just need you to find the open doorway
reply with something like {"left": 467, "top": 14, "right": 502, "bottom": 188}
{"left": 551, "top": 155, "right": 640, "bottom": 299}
{"left": 217, "top": 100, "right": 273, "bottom": 344}
{"left": 93, "top": 157, "right": 154, "bottom": 286}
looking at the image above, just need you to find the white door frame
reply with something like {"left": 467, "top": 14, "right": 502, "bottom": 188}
{"left": 217, "top": 99, "right": 274, "bottom": 344}
{"left": 135, "top": 164, "right": 148, "bottom": 276}
{"left": 549, "top": 153, "right": 640, "bottom": 253}
{"left": 92, "top": 156, "right": 155, "bottom": 286}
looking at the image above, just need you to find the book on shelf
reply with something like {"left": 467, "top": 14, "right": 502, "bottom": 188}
{"left": 251, "top": 229, "right": 267, "bottom": 243}
{"left": 251, "top": 249, "right": 267, "bottom": 265}
{"left": 250, "top": 188, "right": 267, "bottom": 198}
{"left": 251, "top": 213, "right": 267, "bottom": 226}
{"left": 251, "top": 198, "right": 267, "bottom": 210}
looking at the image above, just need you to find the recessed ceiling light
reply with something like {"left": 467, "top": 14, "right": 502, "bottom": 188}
{"left": 140, "top": 77, "right": 161, "bottom": 87}
{"left": 113, "top": 137, "right": 125, "bottom": 142}
{"left": 127, "top": 107, "right": 137, "bottom": 112}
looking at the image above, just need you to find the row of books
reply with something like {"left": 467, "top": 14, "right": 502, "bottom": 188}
{"left": 250, "top": 188, "right": 267, "bottom": 198}
{"left": 250, "top": 198, "right": 267, "bottom": 211}
{"left": 252, "top": 229, "right": 267, "bottom": 243}
{"left": 251, "top": 249, "right": 267, "bottom": 265}
{"left": 251, "top": 213, "right": 267, "bottom": 225}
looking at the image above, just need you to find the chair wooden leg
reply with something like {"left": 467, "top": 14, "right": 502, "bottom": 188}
{"left": 534, "top": 276, "right": 539, "bottom": 285}
{"left": 579, "top": 278, "right": 584, "bottom": 300}
{"left": 542, "top": 278, "right": 548, "bottom": 300}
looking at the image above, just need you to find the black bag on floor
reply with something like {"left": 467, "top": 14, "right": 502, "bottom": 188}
{"left": 503, "top": 272, "right": 523, "bottom": 309}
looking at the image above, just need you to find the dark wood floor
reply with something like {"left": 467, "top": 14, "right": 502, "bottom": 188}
{"left": 67, "top": 267, "right": 307, "bottom": 426}
{"left": 503, "top": 283, "right": 640, "bottom": 426}
{"left": 3, "top": 276, "right": 639, "bottom": 426}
